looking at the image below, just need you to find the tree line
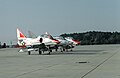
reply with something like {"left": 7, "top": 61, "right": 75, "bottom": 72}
{"left": 60, "top": 31, "right": 120, "bottom": 45}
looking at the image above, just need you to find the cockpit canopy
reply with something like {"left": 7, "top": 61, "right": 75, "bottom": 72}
{"left": 41, "top": 34, "right": 54, "bottom": 39}
{"left": 54, "top": 36, "right": 66, "bottom": 40}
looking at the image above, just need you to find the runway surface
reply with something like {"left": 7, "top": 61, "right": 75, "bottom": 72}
{"left": 0, "top": 44, "right": 120, "bottom": 78}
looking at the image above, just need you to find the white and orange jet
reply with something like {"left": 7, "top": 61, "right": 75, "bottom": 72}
{"left": 65, "top": 37, "right": 80, "bottom": 46}
{"left": 17, "top": 28, "right": 60, "bottom": 55}
{"left": 44, "top": 32, "right": 74, "bottom": 52}
{"left": 45, "top": 32, "right": 81, "bottom": 52}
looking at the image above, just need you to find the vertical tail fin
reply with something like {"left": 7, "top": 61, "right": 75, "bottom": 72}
{"left": 45, "top": 32, "right": 54, "bottom": 39}
{"left": 17, "top": 28, "right": 26, "bottom": 39}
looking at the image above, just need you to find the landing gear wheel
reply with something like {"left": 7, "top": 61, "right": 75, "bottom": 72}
{"left": 48, "top": 49, "right": 52, "bottom": 55}
{"left": 28, "top": 51, "right": 31, "bottom": 55}
{"left": 55, "top": 49, "right": 58, "bottom": 51}
{"left": 39, "top": 48, "right": 42, "bottom": 55}
{"left": 63, "top": 48, "right": 65, "bottom": 51}
{"left": 50, "top": 49, "right": 52, "bottom": 52}
{"left": 48, "top": 52, "right": 50, "bottom": 55}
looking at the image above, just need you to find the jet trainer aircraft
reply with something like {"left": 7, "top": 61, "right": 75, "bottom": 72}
{"left": 53, "top": 36, "right": 73, "bottom": 51}
{"left": 44, "top": 32, "right": 81, "bottom": 52}
{"left": 44, "top": 32, "right": 74, "bottom": 52}
{"left": 17, "top": 28, "right": 60, "bottom": 55}
{"left": 65, "top": 37, "right": 80, "bottom": 46}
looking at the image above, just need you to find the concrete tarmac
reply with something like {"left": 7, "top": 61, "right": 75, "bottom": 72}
{"left": 0, "top": 45, "right": 120, "bottom": 78}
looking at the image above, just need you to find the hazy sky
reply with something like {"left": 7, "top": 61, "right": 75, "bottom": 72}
{"left": 0, "top": 0, "right": 120, "bottom": 44}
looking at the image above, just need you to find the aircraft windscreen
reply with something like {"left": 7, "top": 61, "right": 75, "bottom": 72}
{"left": 67, "top": 37, "right": 73, "bottom": 39}
{"left": 41, "top": 34, "right": 54, "bottom": 39}
{"left": 55, "top": 36, "right": 66, "bottom": 40}
{"left": 19, "top": 40, "right": 23, "bottom": 43}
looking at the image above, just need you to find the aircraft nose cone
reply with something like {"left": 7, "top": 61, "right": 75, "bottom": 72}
{"left": 73, "top": 40, "right": 80, "bottom": 45}
{"left": 77, "top": 41, "right": 80, "bottom": 45}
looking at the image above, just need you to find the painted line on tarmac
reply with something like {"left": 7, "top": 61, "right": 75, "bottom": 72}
{"left": 80, "top": 48, "right": 120, "bottom": 78}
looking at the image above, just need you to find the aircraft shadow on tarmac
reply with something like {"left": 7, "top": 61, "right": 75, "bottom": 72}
{"left": 39, "top": 50, "right": 105, "bottom": 55}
